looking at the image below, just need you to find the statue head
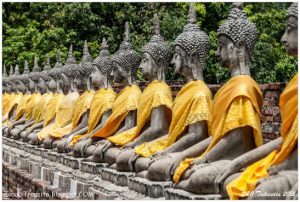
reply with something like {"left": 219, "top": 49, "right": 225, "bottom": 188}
{"left": 92, "top": 38, "right": 113, "bottom": 89}
{"left": 141, "top": 13, "right": 172, "bottom": 81}
{"left": 12, "top": 64, "right": 26, "bottom": 93}
{"left": 2, "top": 63, "right": 8, "bottom": 93}
{"left": 61, "top": 45, "right": 78, "bottom": 92}
{"left": 18, "top": 60, "right": 30, "bottom": 93}
{"left": 48, "top": 52, "right": 63, "bottom": 92}
{"left": 6, "top": 65, "right": 15, "bottom": 92}
{"left": 28, "top": 56, "right": 42, "bottom": 92}
{"left": 216, "top": 3, "right": 258, "bottom": 75}
{"left": 37, "top": 56, "right": 53, "bottom": 92}
{"left": 281, "top": 3, "right": 298, "bottom": 57}
{"left": 74, "top": 40, "right": 93, "bottom": 91}
{"left": 171, "top": 4, "right": 210, "bottom": 81}
{"left": 111, "top": 22, "right": 141, "bottom": 85}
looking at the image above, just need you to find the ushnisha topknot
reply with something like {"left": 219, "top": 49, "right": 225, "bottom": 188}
{"left": 112, "top": 22, "right": 141, "bottom": 79}
{"left": 77, "top": 40, "right": 94, "bottom": 77}
{"left": 173, "top": 4, "right": 210, "bottom": 66}
{"left": 287, "top": 2, "right": 298, "bottom": 19}
{"left": 142, "top": 13, "right": 173, "bottom": 70}
{"left": 29, "top": 56, "right": 42, "bottom": 82}
{"left": 62, "top": 44, "right": 79, "bottom": 78}
{"left": 11, "top": 64, "right": 21, "bottom": 84}
{"left": 49, "top": 52, "right": 63, "bottom": 80}
{"left": 217, "top": 3, "right": 258, "bottom": 58}
{"left": 93, "top": 37, "right": 113, "bottom": 76}
{"left": 19, "top": 60, "right": 30, "bottom": 85}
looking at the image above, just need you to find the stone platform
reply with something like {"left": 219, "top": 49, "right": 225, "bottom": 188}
{"left": 2, "top": 136, "right": 227, "bottom": 200}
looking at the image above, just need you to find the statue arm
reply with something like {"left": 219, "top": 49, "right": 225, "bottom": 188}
{"left": 9, "top": 118, "right": 25, "bottom": 128}
{"left": 26, "top": 122, "right": 43, "bottom": 134}
{"left": 70, "top": 111, "right": 90, "bottom": 135}
{"left": 127, "top": 106, "right": 168, "bottom": 148}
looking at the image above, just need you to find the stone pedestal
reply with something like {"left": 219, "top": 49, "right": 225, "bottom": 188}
{"left": 101, "top": 167, "right": 134, "bottom": 186}
{"left": 164, "top": 188, "right": 223, "bottom": 200}
{"left": 80, "top": 160, "right": 107, "bottom": 174}
{"left": 128, "top": 177, "right": 172, "bottom": 198}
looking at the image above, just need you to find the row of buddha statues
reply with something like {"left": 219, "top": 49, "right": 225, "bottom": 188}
{"left": 2, "top": 3, "right": 298, "bottom": 199}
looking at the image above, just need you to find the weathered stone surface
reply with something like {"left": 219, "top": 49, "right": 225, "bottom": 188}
{"left": 101, "top": 167, "right": 134, "bottom": 186}
{"left": 164, "top": 188, "right": 222, "bottom": 200}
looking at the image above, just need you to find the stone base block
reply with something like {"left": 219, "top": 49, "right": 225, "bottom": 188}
{"left": 128, "top": 177, "right": 172, "bottom": 198}
{"left": 164, "top": 188, "right": 222, "bottom": 200}
{"left": 101, "top": 167, "right": 134, "bottom": 186}
{"left": 80, "top": 161, "right": 107, "bottom": 174}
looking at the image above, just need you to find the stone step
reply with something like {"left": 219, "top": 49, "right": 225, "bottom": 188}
{"left": 164, "top": 188, "right": 223, "bottom": 200}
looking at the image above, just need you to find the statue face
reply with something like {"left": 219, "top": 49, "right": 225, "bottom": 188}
{"left": 216, "top": 35, "right": 240, "bottom": 69}
{"left": 171, "top": 46, "right": 192, "bottom": 78}
{"left": 281, "top": 16, "right": 298, "bottom": 56}
{"left": 74, "top": 73, "right": 86, "bottom": 90}
{"left": 60, "top": 73, "right": 71, "bottom": 91}
{"left": 28, "top": 78, "right": 35, "bottom": 92}
{"left": 141, "top": 53, "right": 157, "bottom": 80}
{"left": 48, "top": 77, "right": 57, "bottom": 92}
{"left": 17, "top": 81, "right": 26, "bottom": 92}
{"left": 37, "top": 77, "right": 47, "bottom": 91}
{"left": 112, "top": 61, "right": 127, "bottom": 84}
{"left": 90, "top": 66, "right": 106, "bottom": 88}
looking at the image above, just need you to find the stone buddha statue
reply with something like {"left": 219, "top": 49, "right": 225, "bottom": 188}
{"left": 92, "top": 19, "right": 173, "bottom": 168}
{"left": 89, "top": 22, "right": 142, "bottom": 163}
{"left": 71, "top": 38, "right": 117, "bottom": 158}
{"left": 9, "top": 58, "right": 43, "bottom": 140}
{"left": 124, "top": 5, "right": 212, "bottom": 178}
{"left": 42, "top": 45, "right": 80, "bottom": 149}
{"left": 216, "top": 3, "right": 298, "bottom": 200}
{"left": 2, "top": 63, "right": 10, "bottom": 121}
{"left": 2, "top": 64, "right": 23, "bottom": 125}
{"left": 147, "top": 4, "right": 264, "bottom": 195}
{"left": 3, "top": 61, "right": 30, "bottom": 137}
{"left": 19, "top": 56, "right": 56, "bottom": 142}
{"left": 114, "top": 13, "right": 175, "bottom": 172}
{"left": 52, "top": 41, "right": 96, "bottom": 153}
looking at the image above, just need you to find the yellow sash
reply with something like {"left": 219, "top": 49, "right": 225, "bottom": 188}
{"left": 173, "top": 75, "right": 263, "bottom": 183}
{"left": 3, "top": 93, "right": 23, "bottom": 122}
{"left": 25, "top": 93, "right": 42, "bottom": 121}
{"left": 70, "top": 88, "right": 117, "bottom": 145}
{"left": 108, "top": 80, "right": 173, "bottom": 146}
{"left": 14, "top": 94, "right": 31, "bottom": 121}
{"left": 32, "top": 93, "right": 53, "bottom": 124}
{"left": 90, "top": 85, "right": 141, "bottom": 138}
{"left": 135, "top": 80, "right": 212, "bottom": 157}
{"left": 42, "top": 93, "right": 65, "bottom": 127}
{"left": 47, "top": 91, "right": 93, "bottom": 139}
{"left": 40, "top": 92, "right": 79, "bottom": 140}
{"left": 227, "top": 73, "right": 298, "bottom": 200}
{"left": 2, "top": 92, "right": 10, "bottom": 116}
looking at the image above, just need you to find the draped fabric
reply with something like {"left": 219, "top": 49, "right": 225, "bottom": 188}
{"left": 14, "top": 94, "right": 31, "bottom": 121}
{"left": 42, "top": 93, "right": 65, "bottom": 127}
{"left": 3, "top": 92, "right": 23, "bottom": 123}
{"left": 38, "top": 92, "right": 79, "bottom": 140}
{"left": 108, "top": 80, "right": 173, "bottom": 146}
{"left": 227, "top": 73, "right": 298, "bottom": 200}
{"left": 173, "top": 75, "right": 263, "bottom": 183}
{"left": 25, "top": 93, "right": 42, "bottom": 121}
{"left": 135, "top": 80, "right": 212, "bottom": 158}
{"left": 90, "top": 85, "right": 141, "bottom": 138}
{"left": 70, "top": 88, "right": 117, "bottom": 146}
{"left": 2, "top": 92, "right": 10, "bottom": 116}
{"left": 32, "top": 93, "right": 53, "bottom": 124}
{"left": 47, "top": 91, "right": 94, "bottom": 139}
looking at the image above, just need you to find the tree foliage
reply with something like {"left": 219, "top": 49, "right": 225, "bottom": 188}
{"left": 2, "top": 2, "right": 297, "bottom": 84}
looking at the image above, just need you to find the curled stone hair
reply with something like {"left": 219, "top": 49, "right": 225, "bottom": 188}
{"left": 29, "top": 56, "right": 42, "bottom": 82}
{"left": 174, "top": 4, "right": 210, "bottom": 67}
{"left": 39, "top": 56, "right": 52, "bottom": 81}
{"left": 2, "top": 63, "right": 8, "bottom": 85}
{"left": 49, "top": 52, "right": 63, "bottom": 80}
{"left": 11, "top": 64, "right": 21, "bottom": 84}
{"left": 77, "top": 40, "right": 94, "bottom": 77}
{"left": 93, "top": 37, "right": 113, "bottom": 81}
{"left": 217, "top": 3, "right": 258, "bottom": 58}
{"left": 112, "top": 22, "right": 141, "bottom": 79}
{"left": 288, "top": 3, "right": 298, "bottom": 19}
{"left": 62, "top": 45, "right": 79, "bottom": 78}
{"left": 6, "top": 65, "right": 14, "bottom": 83}
{"left": 19, "top": 60, "right": 30, "bottom": 85}
{"left": 142, "top": 13, "right": 172, "bottom": 71}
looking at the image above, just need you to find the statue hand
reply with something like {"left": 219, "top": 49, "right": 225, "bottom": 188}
{"left": 62, "top": 133, "right": 69, "bottom": 138}
{"left": 125, "top": 141, "right": 135, "bottom": 149}
{"left": 267, "top": 165, "right": 281, "bottom": 176}
{"left": 190, "top": 156, "right": 207, "bottom": 166}
{"left": 214, "top": 165, "right": 233, "bottom": 193}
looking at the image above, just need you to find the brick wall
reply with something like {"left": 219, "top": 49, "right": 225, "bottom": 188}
{"left": 113, "top": 81, "right": 286, "bottom": 144}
